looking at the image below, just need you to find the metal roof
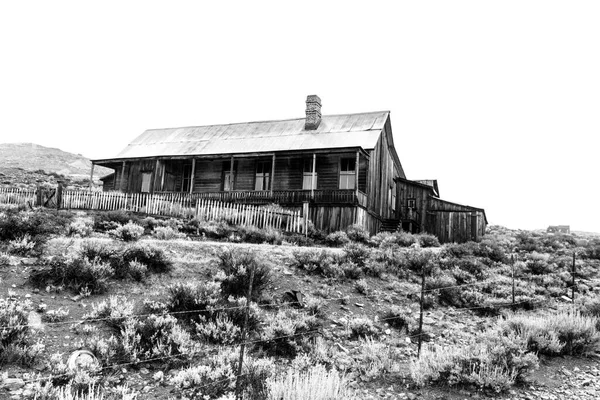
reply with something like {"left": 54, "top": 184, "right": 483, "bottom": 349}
{"left": 97, "top": 112, "right": 389, "bottom": 161}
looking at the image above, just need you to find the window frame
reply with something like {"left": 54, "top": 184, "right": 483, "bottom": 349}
{"left": 339, "top": 158, "right": 356, "bottom": 190}
{"left": 302, "top": 158, "right": 317, "bottom": 190}
{"left": 254, "top": 160, "right": 271, "bottom": 191}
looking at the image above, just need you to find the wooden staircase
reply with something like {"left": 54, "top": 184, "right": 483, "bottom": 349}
{"left": 379, "top": 218, "right": 400, "bottom": 233}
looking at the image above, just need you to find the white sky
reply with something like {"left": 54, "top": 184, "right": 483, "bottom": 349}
{"left": 1, "top": 1, "right": 599, "bottom": 232}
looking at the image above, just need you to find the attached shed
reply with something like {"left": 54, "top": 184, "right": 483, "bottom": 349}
{"left": 395, "top": 177, "right": 487, "bottom": 243}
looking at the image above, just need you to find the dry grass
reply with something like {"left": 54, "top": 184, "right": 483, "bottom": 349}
{"left": 266, "top": 364, "right": 355, "bottom": 400}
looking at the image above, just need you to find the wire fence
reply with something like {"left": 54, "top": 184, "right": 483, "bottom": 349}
{"left": 0, "top": 251, "right": 583, "bottom": 395}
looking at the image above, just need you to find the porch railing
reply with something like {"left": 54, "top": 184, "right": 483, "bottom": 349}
{"left": 185, "top": 189, "right": 367, "bottom": 207}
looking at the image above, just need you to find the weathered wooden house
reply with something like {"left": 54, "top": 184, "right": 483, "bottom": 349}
{"left": 93, "top": 95, "right": 487, "bottom": 242}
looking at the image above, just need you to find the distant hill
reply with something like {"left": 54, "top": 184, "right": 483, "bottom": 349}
{"left": 0, "top": 143, "right": 111, "bottom": 179}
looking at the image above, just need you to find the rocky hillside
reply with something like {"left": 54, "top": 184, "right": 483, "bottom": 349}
{"left": 0, "top": 143, "right": 111, "bottom": 180}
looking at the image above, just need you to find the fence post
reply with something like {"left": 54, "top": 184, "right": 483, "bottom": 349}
{"left": 235, "top": 264, "right": 255, "bottom": 399}
{"left": 302, "top": 201, "right": 309, "bottom": 237}
{"left": 572, "top": 252, "right": 576, "bottom": 302}
{"left": 417, "top": 265, "right": 425, "bottom": 358}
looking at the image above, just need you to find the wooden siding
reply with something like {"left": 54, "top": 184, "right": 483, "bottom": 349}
{"left": 425, "top": 210, "right": 486, "bottom": 244}
{"left": 425, "top": 196, "right": 487, "bottom": 243}
{"left": 367, "top": 119, "right": 402, "bottom": 220}
{"left": 285, "top": 204, "right": 380, "bottom": 234}
{"left": 396, "top": 179, "right": 434, "bottom": 229}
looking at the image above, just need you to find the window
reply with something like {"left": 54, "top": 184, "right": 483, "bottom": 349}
{"left": 255, "top": 160, "right": 271, "bottom": 191}
{"left": 182, "top": 164, "right": 192, "bottom": 193}
{"left": 407, "top": 198, "right": 416, "bottom": 209}
{"left": 302, "top": 158, "right": 317, "bottom": 190}
{"left": 339, "top": 158, "right": 356, "bottom": 190}
{"left": 141, "top": 172, "right": 152, "bottom": 193}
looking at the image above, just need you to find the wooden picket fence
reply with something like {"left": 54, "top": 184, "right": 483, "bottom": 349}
{"left": 0, "top": 187, "right": 36, "bottom": 207}
{"left": 60, "top": 190, "right": 306, "bottom": 234}
{"left": 195, "top": 198, "right": 306, "bottom": 234}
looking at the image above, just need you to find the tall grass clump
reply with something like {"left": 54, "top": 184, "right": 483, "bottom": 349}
{"left": 498, "top": 309, "right": 600, "bottom": 356}
{"left": 266, "top": 364, "right": 355, "bottom": 400}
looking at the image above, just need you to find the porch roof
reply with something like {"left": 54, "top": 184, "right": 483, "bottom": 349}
{"left": 93, "top": 111, "right": 389, "bottom": 162}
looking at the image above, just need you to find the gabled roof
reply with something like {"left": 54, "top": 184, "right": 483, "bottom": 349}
{"left": 95, "top": 111, "right": 390, "bottom": 162}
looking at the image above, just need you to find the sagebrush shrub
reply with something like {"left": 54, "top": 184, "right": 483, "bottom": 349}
{"left": 0, "top": 298, "right": 44, "bottom": 366}
{"left": 196, "top": 314, "right": 241, "bottom": 345}
{"left": 30, "top": 255, "right": 114, "bottom": 294}
{"left": 93, "top": 210, "right": 143, "bottom": 232}
{"left": 410, "top": 332, "right": 538, "bottom": 393}
{"left": 348, "top": 316, "right": 378, "bottom": 339}
{"left": 259, "top": 309, "right": 321, "bottom": 357}
{"left": 382, "top": 306, "right": 411, "bottom": 332}
{"left": 0, "top": 209, "right": 73, "bottom": 244}
{"left": 342, "top": 243, "right": 370, "bottom": 267}
{"left": 42, "top": 307, "right": 70, "bottom": 323}
{"left": 417, "top": 233, "right": 440, "bottom": 248}
{"left": 167, "top": 281, "right": 221, "bottom": 321}
{"left": 120, "top": 244, "right": 172, "bottom": 274}
{"left": 8, "top": 234, "right": 36, "bottom": 255}
{"left": 84, "top": 296, "right": 134, "bottom": 330}
{"left": 152, "top": 226, "right": 186, "bottom": 240}
{"left": 346, "top": 224, "right": 370, "bottom": 243}
{"left": 325, "top": 231, "right": 350, "bottom": 247}
{"left": 218, "top": 248, "right": 271, "bottom": 301}
{"left": 67, "top": 216, "right": 94, "bottom": 237}
{"left": 109, "top": 221, "right": 144, "bottom": 242}
{"left": 498, "top": 310, "right": 600, "bottom": 356}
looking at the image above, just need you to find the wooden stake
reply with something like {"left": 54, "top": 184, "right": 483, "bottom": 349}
{"left": 235, "top": 264, "right": 255, "bottom": 400}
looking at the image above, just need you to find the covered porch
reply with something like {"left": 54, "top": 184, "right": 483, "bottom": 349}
{"left": 93, "top": 149, "right": 369, "bottom": 207}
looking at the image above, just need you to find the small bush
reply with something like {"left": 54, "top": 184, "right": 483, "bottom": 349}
{"left": 126, "top": 260, "right": 148, "bottom": 282}
{"left": 395, "top": 231, "right": 418, "bottom": 247}
{"left": 0, "top": 209, "right": 72, "bottom": 245}
{"left": 354, "top": 279, "right": 370, "bottom": 295}
{"left": 167, "top": 281, "right": 221, "bottom": 321}
{"left": 0, "top": 298, "right": 44, "bottom": 366}
{"left": 342, "top": 242, "right": 370, "bottom": 267}
{"left": 30, "top": 255, "right": 114, "bottom": 294}
{"left": 346, "top": 224, "right": 370, "bottom": 243}
{"left": 42, "top": 307, "right": 70, "bottom": 323}
{"left": 218, "top": 248, "right": 271, "bottom": 301}
{"left": 67, "top": 216, "right": 94, "bottom": 237}
{"left": 93, "top": 210, "right": 142, "bottom": 232}
{"left": 109, "top": 221, "right": 144, "bottom": 242}
{"left": 325, "top": 231, "right": 350, "bottom": 247}
{"left": 0, "top": 252, "right": 12, "bottom": 266}
{"left": 259, "top": 309, "right": 321, "bottom": 357}
{"left": 410, "top": 332, "right": 538, "bottom": 393}
{"left": 498, "top": 310, "right": 600, "bottom": 356}
{"left": 196, "top": 314, "right": 241, "bottom": 345}
{"left": 8, "top": 234, "right": 36, "bottom": 255}
{"left": 417, "top": 233, "right": 440, "bottom": 248}
{"left": 84, "top": 296, "right": 134, "bottom": 330}
{"left": 348, "top": 316, "right": 378, "bottom": 339}
{"left": 121, "top": 244, "right": 172, "bottom": 274}
{"left": 382, "top": 306, "right": 411, "bottom": 332}
{"left": 152, "top": 226, "right": 186, "bottom": 240}
{"left": 238, "top": 226, "right": 283, "bottom": 245}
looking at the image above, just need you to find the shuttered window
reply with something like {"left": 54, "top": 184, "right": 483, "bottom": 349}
{"left": 302, "top": 158, "right": 317, "bottom": 190}
{"left": 255, "top": 160, "right": 271, "bottom": 191}
{"left": 339, "top": 158, "right": 356, "bottom": 190}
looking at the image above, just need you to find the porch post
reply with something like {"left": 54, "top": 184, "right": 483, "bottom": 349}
{"left": 229, "top": 155, "right": 235, "bottom": 190}
{"left": 120, "top": 161, "right": 126, "bottom": 192}
{"left": 270, "top": 154, "right": 276, "bottom": 194}
{"left": 311, "top": 153, "right": 316, "bottom": 199}
{"left": 160, "top": 161, "right": 166, "bottom": 191}
{"left": 89, "top": 163, "right": 95, "bottom": 191}
{"left": 189, "top": 158, "right": 196, "bottom": 194}
{"left": 151, "top": 159, "right": 159, "bottom": 194}
{"left": 355, "top": 150, "right": 360, "bottom": 198}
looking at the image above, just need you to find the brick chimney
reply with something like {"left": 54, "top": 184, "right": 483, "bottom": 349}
{"left": 305, "top": 95, "right": 322, "bottom": 130}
